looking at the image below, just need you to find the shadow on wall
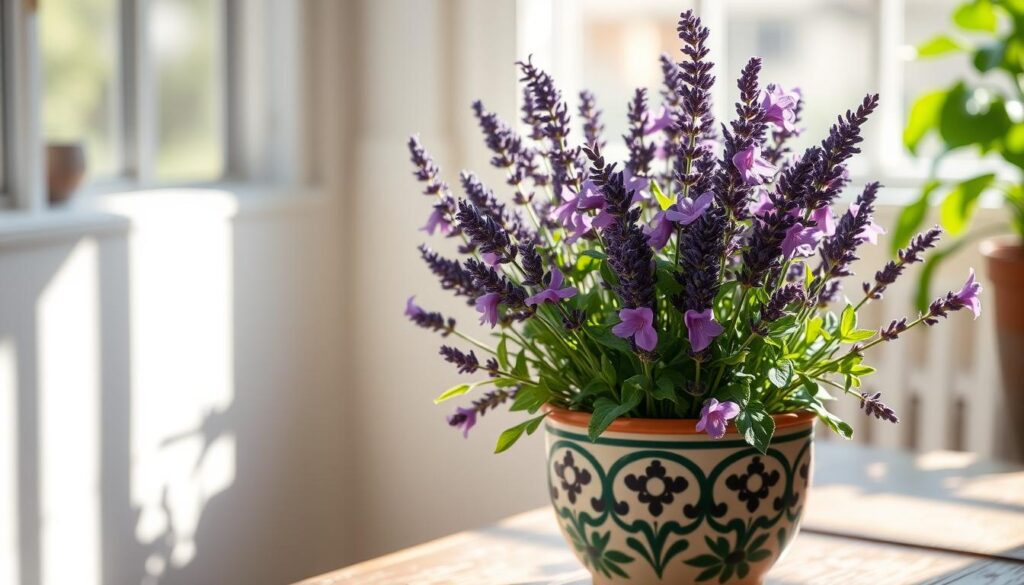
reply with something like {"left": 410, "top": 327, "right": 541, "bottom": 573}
{"left": 0, "top": 191, "right": 347, "bottom": 585}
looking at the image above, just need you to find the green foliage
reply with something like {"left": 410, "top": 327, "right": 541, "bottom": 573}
{"left": 495, "top": 413, "right": 548, "bottom": 453}
{"left": 900, "top": 0, "right": 1024, "bottom": 308}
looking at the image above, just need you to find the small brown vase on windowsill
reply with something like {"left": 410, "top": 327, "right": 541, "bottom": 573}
{"left": 981, "top": 237, "right": 1024, "bottom": 462}
{"left": 46, "top": 142, "right": 86, "bottom": 206}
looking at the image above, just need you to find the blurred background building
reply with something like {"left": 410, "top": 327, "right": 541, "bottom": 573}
{"left": 0, "top": 1, "right": 1010, "bottom": 584}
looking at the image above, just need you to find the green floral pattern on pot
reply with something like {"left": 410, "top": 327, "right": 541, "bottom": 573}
{"left": 545, "top": 416, "right": 813, "bottom": 585}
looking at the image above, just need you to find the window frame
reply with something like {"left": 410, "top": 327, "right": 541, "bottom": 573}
{"left": 524, "top": 0, "right": 1019, "bottom": 199}
{"left": 0, "top": 0, "right": 303, "bottom": 212}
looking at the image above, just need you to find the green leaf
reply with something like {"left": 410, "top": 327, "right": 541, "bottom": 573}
{"left": 917, "top": 34, "right": 963, "bottom": 57}
{"left": 496, "top": 337, "right": 509, "bottom": 369}
{"left": 939, "top": 83, "right": 1011, "bottom": 149}
{"left": 804, "top": 263, "right": 814, "bottom": 290}
{"left": 839, "top": 304, "right": 857, "bottom": 338}
{"left": 891, "top": 179, "right": 941, "bottom": 254}
{"left": 511, "top": 382, "right": 552, "bottom": 413}
{"left": 588, "top": 383, "right": 643, "bottom": 440}
{"left": 434, "top": 383, "right": 475, "bottom": 404}
{"left": 904, "top": 90, "right": 947, "bottom": 154}
{"left": 973, "top": 41, "right": 1006, "bottom": 72}
{"left": 653, "top": 375, "right": 679, "bottom": 403}
{"left": 768, "top": 361, "right": 793, "bottom": 388}
{"left": 842, "top": 329, "right": 877, "bottom": 343}
{"left": 768, "top": 315, "right": 800, "bottom": 337}
{"left": 805, "top": 317, "right": 824, "bottom": 344}
{"left": 735, "top": 401, "right": 776, "bottom": 454}
{"left": 599, "top": 260, "right": 620, "bottom": 288}
{"left": 513, "top": 350, "right": 529, "bottom": 378}
{"left": 954, "top": 0, "right": 998, "bottom": 32}
{"left": 581, "top": 249, "right": 607, "bottom": 260}
{"left": 939, "top": 173, "right": 996, "bottom": 235}
{"left": 593, "top": 327, "right": 634, "bottom": 354}
{"left": 810, "top": 402, "right": 853, "bottom": 439}
{"left": 494, "top": 413, "right": 549, "bottom": 453}
{"left": 600, "top": 354, "right": 618, "bottom": 385}
{"left": 650, "top": 180, "right": 675, "bottom": 211}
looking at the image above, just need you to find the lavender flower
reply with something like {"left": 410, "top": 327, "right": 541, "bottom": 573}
{"left": 739, "top": 207, "right": 799, "bottom": 287}
{"left": 456, "top": 200, "right": 517, "bottom": 263}
{"left": 685, "top": 309, "right": 724, "bottom": 353}
{"left": 440, "top": 345, "right": 481, "bottom": 375}
{"left": 819, "top": 182, "right": 881, "bottom": 279}
{"left": 696, "top": 398, "right": 740, "bottom": 439}
{"left": 422, "top": 205, "right": 454, "bottom": 236}
{"left": 518, "top": 243, "right": 545, "bottom": 287}
{"left": 802, "top": 94, "right": 879, "bottom": 210}
{"left": 447, "top": 388, "right": 518, "bottom": 438}
{"left": 625, "top": 88, "right": 656, "bottom": 176}
{"left": 643, "top": 106, "right": 674, "bottom": 135}
{"left": 586, "top": 145, "right": 657, "bottom": 315}
{"left": 665, "top": 191, "right": 714, "bottom": 225}
{"left": 755, "top": 284, "right": 805, "bottom": 335}
{"left": 781, "top": 223, "right": 823, "bottom": 258}
{"left": 761, "top": 85, "right": 800, "bottom": 132}
{"left": 676, "top": 204, "right": 727, "bottom": 313}
{"left": 674, "top": 11, "right": 717, "bottom": 196}
{"left": 408, "top": 135, "right": 449, "bottom": 197}
{"left": 926, "top": 269, "right": 982, "bottom": 323}
{"left": 418, "top": 245, "right": 479, "bottom": 304}
{"left": 518, "top": 58, "right": 580, "bottom": 195}
{"left": 475, "top": 293, "right": 502, "bottom": 327}
{"left": 406, "top": 296, "right": 456, "bottom": 336}
{"left": 864, "top": 227, "right": 941, "bottom": 301}
{"left": 644, "top": 212, "right": 676, "bottom": 250}
{"left": 613, "top": 307, "right": 658, "bottom": 352}
{"left": 578, "top": 90, "right": 606, "bottom": 149}
{"left": 732, "top": 146, "right": 776, "bottom": 186}
{"left": 879, "top": 318, "right": 909, "bottom": 341}
{"left": 471, "top": 100, "right": 543, "bottom": 191}
{"left": 860, "top": 392, "right": 899, "bottom": 423}
{"left": 716, "top": 57, "right": 769, "bottom": 218}
{"left": 851, "top": 202, "right": 886, "bottom": 244}
{"left": 810, "top": 205, "right": 836, "bottom": 237}
{"left": 525, "top": 268, "right": 578, "bottom": 306}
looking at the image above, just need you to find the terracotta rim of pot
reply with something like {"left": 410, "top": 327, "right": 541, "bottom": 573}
{"left": 544, "top": 404, "right": 815, "bottom": 435}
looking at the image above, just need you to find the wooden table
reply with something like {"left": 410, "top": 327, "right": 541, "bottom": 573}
{"left": 297, "top": 442, "right": 1024, "bottom": 584}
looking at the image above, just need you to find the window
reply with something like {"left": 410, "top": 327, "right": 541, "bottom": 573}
{"left": 527, "top": 0, "right": 1012, "bottom": 192}
{"left": 40, "top": 0, "right": 226, "bottom": 184}
{"left": 0, "top": 0, "right": 301, "bottom": 211}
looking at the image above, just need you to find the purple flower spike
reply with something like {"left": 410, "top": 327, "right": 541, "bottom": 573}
{"left": 696, "top": 398, "right": 740, "bottom": 439}
{"left": 422, "top": 207, "right": 453, "bottom": 235}
{"left": 811, "top": 206, "right": 836, "bottom": 237}
{"left": 761, "top": 85, "right": 800, "bottom": 132}
{"left": 447, "top": 406, "right": 477, "bottom": 438}
{"left": 956, "top": 269, "right": 983, "bottom": 319}
{"left": 644, "top": 211, "right": 676, "bottom": 250}
{"left": 850, "top": 202, "right": 886, "bottom": 244}
{"left": 684, "top": 308, "right": 724, "bottom": 353}
{"left": 612, "top": 307, "right": 658, "bottom": 352}
{"left": 475, "top": 292, "right": 502, "bottom": 328}
{"left": 665, "top": 192, "right": 714, "bottom": 226}
{"left": 525, "top": 268, "right": 579, "bottom": 306}
{"left": 732, "top": 146, "right": 777, "bottom": 186}
{"left": 781, "top": 223, "right": 822, "bottom": 258}
{"left": 643, "top": 106, "right": 674, "bottom": 135}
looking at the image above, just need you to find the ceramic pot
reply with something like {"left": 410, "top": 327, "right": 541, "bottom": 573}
{"left": 46, "top": 142, "right": 86, "bottom": 205}
{"left": 980, "top": 237, "right": 1024, "bottom": 462}
{"left": 544, "top": 407, "right": 815, "bottom": 585}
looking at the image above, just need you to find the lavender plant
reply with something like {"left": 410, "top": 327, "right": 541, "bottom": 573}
{"left": 406, "top": 10, "right": 982, "bottom": 454}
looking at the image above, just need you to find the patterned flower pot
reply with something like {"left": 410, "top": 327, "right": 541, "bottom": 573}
{"left": 544, "top": 406, "right": 815, "bottom": 585}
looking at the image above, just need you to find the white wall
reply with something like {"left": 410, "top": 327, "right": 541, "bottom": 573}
{"left": 0, "top": 189, "right": 349, "bottom": 585}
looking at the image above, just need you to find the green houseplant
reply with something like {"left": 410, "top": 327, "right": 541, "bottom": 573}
{"left": 902, "top": 0, "right": 1024, "bottom": 460}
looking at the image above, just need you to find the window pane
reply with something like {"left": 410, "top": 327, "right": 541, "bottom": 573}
{"left": 724, "top": 0, "right": 877, "bottom": 176}
{"left": 581, "top": 2, "right": 695, "bottom": 146}
{"left": 150, "top": 0, "right": 225, "bottom": 181}
{"left": 40, "top": 0, "right": 121, "bottom": 179}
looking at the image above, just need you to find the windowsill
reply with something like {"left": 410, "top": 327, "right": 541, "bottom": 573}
{"left": 0, "top": 182, "right": 328, "bottom": 249}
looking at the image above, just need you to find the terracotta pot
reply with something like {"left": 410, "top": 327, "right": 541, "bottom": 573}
{"left": 981, "top": 237, "right": 1024, "bottom": 462}
{"left": 46, "top": 143, "right": 86, "bottom": 205}
{"left": 544, "top": 406, "right": 815, "bottom": 585}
